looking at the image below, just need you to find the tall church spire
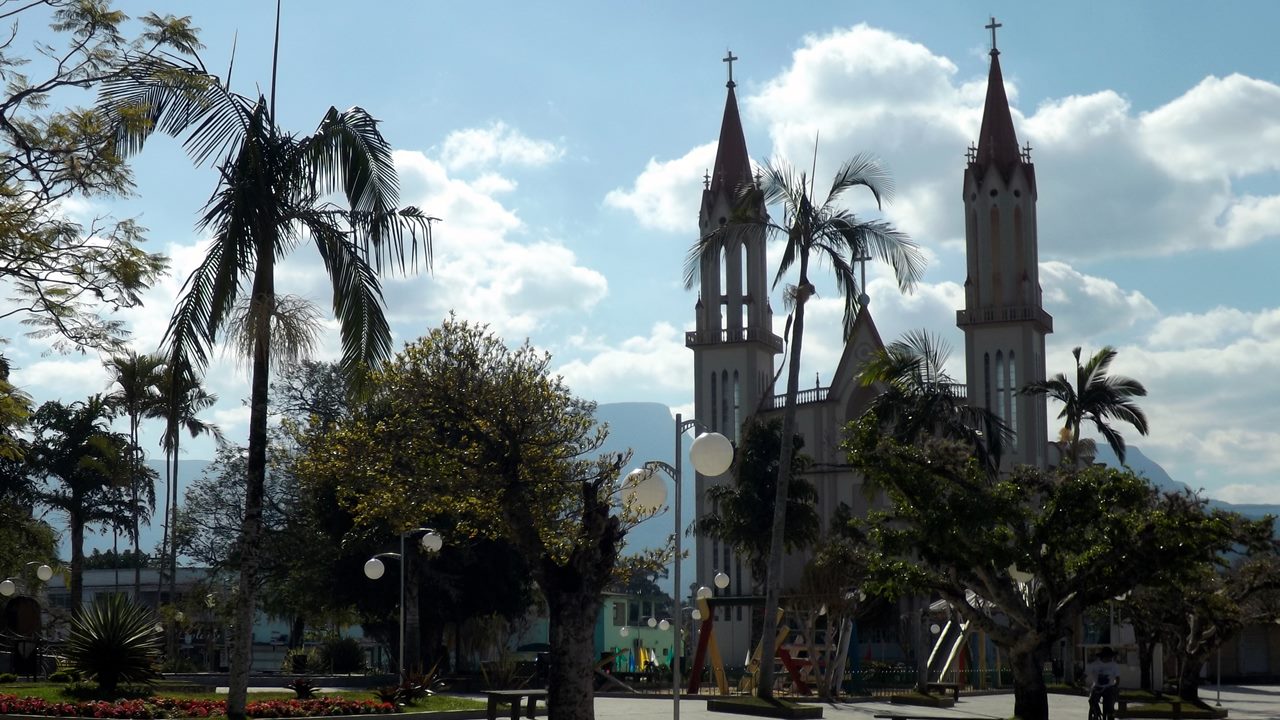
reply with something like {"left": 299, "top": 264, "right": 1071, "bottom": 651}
{"left": 708, "top": 51, "right": 752, "bottom": 197}
{"left": 959, "top": 19, "right": 1052, "bottom": 470}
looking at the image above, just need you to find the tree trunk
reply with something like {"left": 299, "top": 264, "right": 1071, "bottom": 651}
{"left": 1178, "top": 654, "right": 1204, "bottom": 702}
{"left": 69, "top": 508, "right": 84, "bottom": 612}
{"left": 131, "top": 414, "right": 142, "bottom": 598}
{"left": 1138, "top": 637, "right": 1155, "bottom": 692}
{"left": 169, "top": 435, "right": 181, "bottom": 608}
{"left": 913, "top": 597, "right": 928, "bottom": 694}
{"left": 228, "top": 247, "right": 274, "bottom": 720}
{"left": 158, "top": 449, "right": 172, "bottom": 605}
{"left": 759, "top": 259, "right": 810, "bottom": 699}
{"left": 1010, "top": 646, "right": 1050, "bottom": 720}
{"left": 545, "top": 587, "right": 602, "bottom": 720}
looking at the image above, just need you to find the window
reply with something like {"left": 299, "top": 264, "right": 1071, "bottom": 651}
{"left": 612, "top": 602, "right": 625, "bottom": 626}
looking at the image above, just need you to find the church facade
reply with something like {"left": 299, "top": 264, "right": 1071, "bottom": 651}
{"left": 688, "top": 34, "right": 1052, "bottom": 665}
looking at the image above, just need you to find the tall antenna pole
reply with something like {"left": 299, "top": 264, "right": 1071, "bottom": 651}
{"left": 269, "top": 0, "right": 281, "bottom": 118}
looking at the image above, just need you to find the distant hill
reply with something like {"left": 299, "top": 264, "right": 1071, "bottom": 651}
{"left": 595, "top": 402, "right": 692, "bottom": 593}
{"left": 1092, "top": 445, "right": 1280, "bottom": 520}
{"left": 56, "top": 458, "right": 213, "bottom": 559}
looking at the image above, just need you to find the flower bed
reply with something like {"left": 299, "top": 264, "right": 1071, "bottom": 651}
{"left": 0, "top": 694, "right": 398, "bottom": 718}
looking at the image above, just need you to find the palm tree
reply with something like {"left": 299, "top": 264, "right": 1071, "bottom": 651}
{"left": 686, "top": 154, "right": 924, "bottom": 698}
{"left": 99, "top": 47, "right": 433, "bottom": 717}
{"left": 27, "top": 396, "right": 132, "bottom": 610}
{"left": 694, "top": 417, "right": 819, "bottom": 593}
{"left": 104, "top": 351, "right": 165, "bottom": 597}
{"left": 1020, "top": 346, "right": 1149, "bottom": 468}
{"left": 859, "top": 329, "right": 1009, "bottom": 475}
{"left": 151, "top": 364, "right": 221, "bottom": 614}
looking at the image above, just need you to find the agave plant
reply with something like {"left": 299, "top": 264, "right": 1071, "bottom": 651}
{"left": 64, "top": 594, "right": 161, "bottom": 694}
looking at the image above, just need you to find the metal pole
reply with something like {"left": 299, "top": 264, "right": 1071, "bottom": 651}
{"left": 399, "top": 531, "right": 406, "bottom": 681}
{"left": 673, "top": 413, "right": 684, "bottom": 720}
{"left": 1216, "top": 646, "right": 1221, "bottom": 706}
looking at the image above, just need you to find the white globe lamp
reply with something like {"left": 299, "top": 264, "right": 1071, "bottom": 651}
{"left": 420, "top": 530, "right": 443, "bottom": 553}
{"left": 659, "top": 619, "right": 670, "bottom": 631}
{"left": 363, "top": 558, "right": 386, "bottom": 580}
{"left": 696, "top": 586, "right": 712, "bottom": 600}
{"left": 691, "top": 608, "right": 702, "bottom": 621}
{"left": 713, "top": 572, "right": 730, "bottom": 590}
{"left": 623, "top": 468, "right": 667, "bottom": 512}
{"left": 0, "top": 579, "right": 13, "bottom": 597}
{"left": 647, "top": 617, "right": 657, "bottom": 628}
{"left": 689, "top": 433, "right": 733, "bottom": 476}
{"left": 35, "top": 564, "right": 53, "bottom": 582}
{"left": 620, "top": 626, "right": 630, "bottom": 637}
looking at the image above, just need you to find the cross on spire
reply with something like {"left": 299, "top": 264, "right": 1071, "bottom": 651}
{"left": 966, "top": 143, "right": 977, "bottom": 163}
{"left": 1021, "top": 141, "right": 1033, "bottom": 163}
{"left": 986, "top": 16, "right": 1002, "bottom": 54}
{"left": 723, "top": 50, "right": 738, "bottom": 87}
{"left": 703, "top": 169, "right": 711, "bottom": 189}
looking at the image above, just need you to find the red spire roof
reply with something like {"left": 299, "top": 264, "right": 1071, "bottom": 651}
{"left": 709, "top": 83, "right": 752, "bottom": 197}
{"left": 975, "top": 50, "right": 1022, "bottom": 177}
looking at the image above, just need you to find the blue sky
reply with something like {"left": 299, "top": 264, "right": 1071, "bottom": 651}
{"left": 11, "top": 1, "right": 1280, "bottom": 508}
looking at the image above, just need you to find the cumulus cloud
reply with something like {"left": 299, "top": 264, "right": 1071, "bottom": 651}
{"left": 603, "top": 142, "right": 717, "bottom": 233}
{"left": 440, "top": 122, "right": 564, "bottom": 171}
{"left": 555, "top": 322, "right": 690, "bottom": 402}
{"left": 609, "top": 24, "right": 1280, "bottom": 262}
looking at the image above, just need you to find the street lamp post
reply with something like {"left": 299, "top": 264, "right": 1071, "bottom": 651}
{"left": 364, "top": 528, "right": 443, "bottom": 679}
{"left": 0, "top": 563, "right": 55, "bottom": 597}
{"left": 624, "top": 413, "right": 732, "bottom": 720}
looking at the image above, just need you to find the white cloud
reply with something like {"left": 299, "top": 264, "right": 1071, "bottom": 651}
{"left": 439, "top": 122, "right": 564, "bottom": 171}
{"left": 555, "top": 323, "right": 690, "bottom": 402}
{"left": 1213, "top": 483, "right": 1280, "bottom": 506}
{"left": 604, "top": 142, "right": 716, "bottom": 233}
{"left": 610, "top": 25, "right": 1280, "bottom": 262}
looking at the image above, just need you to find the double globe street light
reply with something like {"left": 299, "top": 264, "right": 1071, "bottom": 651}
{"left": 0, "top": 562, "right": 55, "bottom": 597}
{"left": 364, "top": 528, "right": 444, "bottom": 680}
{"left": 623, "top": 414, "right": 733, "bottom": 720}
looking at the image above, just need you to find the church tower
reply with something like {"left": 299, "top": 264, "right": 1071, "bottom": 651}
{"left": 688, "top": 54, "right": 782, "bottom": 608}
{"left": 957, "top": 21, "right": 1053, "bottom": 469}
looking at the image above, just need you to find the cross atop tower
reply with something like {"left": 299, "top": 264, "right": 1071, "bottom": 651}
{"left": 723, "top": 50, "right": 738, "bottom": 87}
{"left": 986, "top": 16, "right": 1002, "bottom": 54}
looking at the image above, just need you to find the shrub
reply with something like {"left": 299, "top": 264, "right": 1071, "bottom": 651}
{"left": 64, "top": 594, "right": 162, "bottom": 694}
{"left": 48, "top": 670, "right": 73, "bottom": 682}
{"left": 0, "top": 673, "right": 14, "bottom": 683}
{"left": 318, "top": 637, "right": 364, "bottom": 673}
{"left": 286, "top": 677, "right": 320, "bottom": 700}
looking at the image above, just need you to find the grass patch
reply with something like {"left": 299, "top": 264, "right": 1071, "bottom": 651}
{"left": 0, "top": 682, "right": 484, "bottom": 710}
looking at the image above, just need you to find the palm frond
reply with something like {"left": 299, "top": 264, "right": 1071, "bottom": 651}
{"left": 826, "top": 152, "right": 895, "bottom": 209}
{"left": 304, "top": 212, "right": 394, "bottom": 376}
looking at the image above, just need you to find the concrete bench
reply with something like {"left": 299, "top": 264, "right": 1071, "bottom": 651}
{"left": 485, "top": 689, "right": 547, "bottom": 720}
{"left": 1116, "top": 697, "right": 1185, "bottom": 718}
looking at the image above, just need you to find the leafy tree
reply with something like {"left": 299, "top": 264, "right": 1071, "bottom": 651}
{"left": 1121, "top": 523, "right": 1280, "bottom": 702}
{"left": 0, "top": 1, "right": 198, "bottom": 351}
{"left": 302, "top": 318, "right": 653, "bottom": 720}
{"left": 103, "top": 350, "right": 164, "bottom": 596}
{"left": 686, "top": 155, "right": 924, "bottom": 697}
{"left": 26, "top": 396, "right": 140, "bottom": 610}
{"left": 83, "top": 547, "right": 152, "bottom": 570}
{"left": 100, "top": 36, "right": 434, "bottom": 719}
{"left": 694, "top": 417, "right": 819, "bottom": 593}
{"left": 1021, "top": 346, "right": 1149, "bottom": 467}
{"left": 859, "top": 329, "right": 1008, "bottom": 474}
{"left": 844, "top": 418, "right": 1245, "bottom": 720}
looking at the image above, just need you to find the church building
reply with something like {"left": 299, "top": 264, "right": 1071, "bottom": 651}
{"left": 688, "top": 26, "right": 1052, "bottom": 665}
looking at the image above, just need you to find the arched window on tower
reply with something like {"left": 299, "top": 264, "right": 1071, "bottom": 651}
{"left": 721, "top": 370, "right": 729, "bottom": 434}
{"left": 989, "top": 206, "right": 1002, "bottom": 305}
{"left": 733, "top": 370, "right": 741, "bottom": 443}
{"left": 984, "top": 353, "right": 992, "bottom": 414}
{"left": 1009, "top": 351, "right": 1018, "bottom": 451}
{"left": 995, "top": 351, "right": 1006, "bottom": 423}
{"left": 710, "top": 373, "right": 718, "bottom": 433}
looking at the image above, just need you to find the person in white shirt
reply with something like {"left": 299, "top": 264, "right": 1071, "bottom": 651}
{"left": 1086, "top": 646, "right": 1121, "bottom": 719}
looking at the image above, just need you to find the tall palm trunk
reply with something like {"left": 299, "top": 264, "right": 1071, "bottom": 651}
{"left": 167, "top": 433, "right": 181, "bottom": 658}
{"left": 228, "top": 240, "right": 274, "bottom": 720}
{"left": 757, "top": 254, "right": 810, "bottom": 699}
{"left": 131, "top": 413, "right": 143, "bottom": 597}
{"left": 69, "top": 501, "right": 85, "bottom": 611}
{"left": 158, "top": 445, "right": 173, "bottom": 602}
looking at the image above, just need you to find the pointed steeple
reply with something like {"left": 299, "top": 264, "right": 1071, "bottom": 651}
{"left": 709, "top": 84, "right": 752, "bottom": 197}
{"left": 708, "top": 51, "right": 752, "bottom": 197}
{"left": 975, "top": 49, "right": 1021, "bottom": 178}
{"left": 972, "top": 18, "right": 1024, "bottom": 179}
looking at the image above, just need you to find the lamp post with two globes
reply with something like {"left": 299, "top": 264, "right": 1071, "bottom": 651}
{"left": 0, "top": 562, "right": 54, "bottom": 597}
{"left": 364, "top": 528, "right": 443, "bottom": 679}
{"left": 623, "top": 414, "right": 733, "bottom": 720}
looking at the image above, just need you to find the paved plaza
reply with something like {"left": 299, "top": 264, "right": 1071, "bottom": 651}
{"left": 586, "top": 686, "right": 1280, "bottom": 720}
